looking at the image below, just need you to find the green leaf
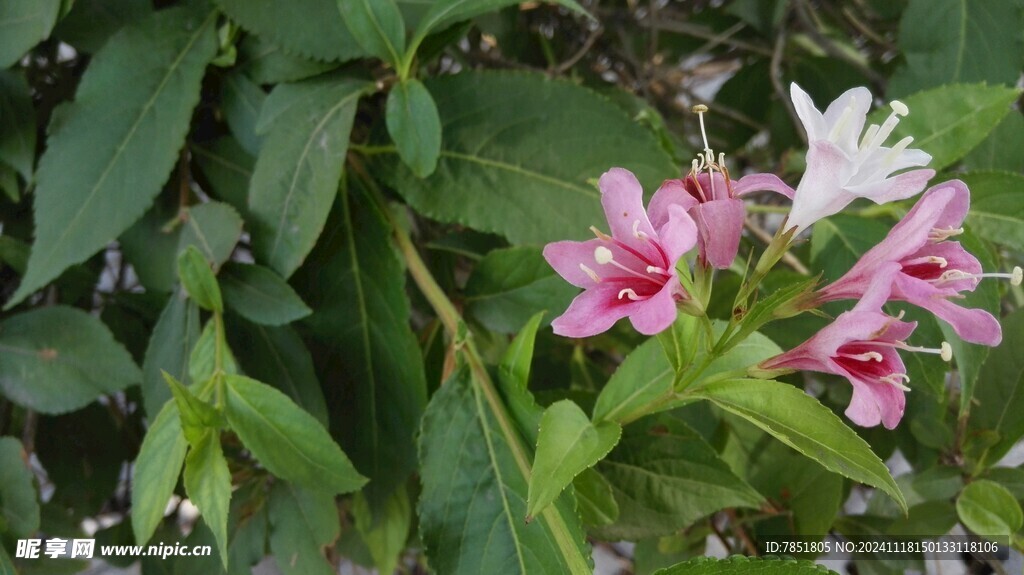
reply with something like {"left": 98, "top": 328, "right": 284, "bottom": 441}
{"left": 164, "top": 371, "right": 220, "bottom": 445}
{"left": 465, "top": 246, "right": 576, "bottom": 334}
{"left": 382, "top": 71, "right": 676, "bottom": 245}
{"left": 691, "top": 379, "right": 906, "bottom": 513}
{"left": 888, "top": 0, "right": 1024, "bottom": 97}
{"left": 338, "top": 0, "right": 406, "bottom": 66}
{"left": 956, "top": 479, "right": 1024, "bottom": 539}
{"left": 654, "top": 556, "right": 839, "bottom": 575}
{"left": 226, "top": 319, "right": 329, "bottom": 427}
{"left": 177, "top": 201, "right": 244, "bottom": 269}
{"left": 142, "top": 288, "right": 201, "bottom": 413}
{"left": 220, "top": 262, "right": 311, "bottom": 326}
{"left": 386, "top": 79, "right": 442, "bottom": 177}
{"left": 957, "top": 171, "right": 1024, "bottom": 252}
{"left": 215, "top": 0, "right": 365, "bottom": 62}
{"left": 592, "top": 338, "right": 675, "bottom": 425}
{"left": 192, "top": 137, "right": 254, "bottom": 218}
{"left": 0, "top": 70, "right": 36, "bottom": 180}
{"left": 52, "top": 0, "right": 152, "bottom": 54}
{"left": 498, "top": 311, "right": 545, "bottom": 392}
{"left": 132, "top": 401, "right": 188, "bottom": 545}
{"left": 0, "top": 546, "right": 13, "bottom": 575}
{"left": 981, "top": 467, "right": 1024, "bottom": 502}
{"left": 572, "top": 468, "right": 618, "bottom": 527}
{"left": 189, "top": 317, "right": 238, "bottom": 385}
{"left": 221, "top": 70, "right": 266, "bottom": 156}
{"left": 527, "top": 400, "right": 621, "bottom": 520}
{"left": 0, "top": 0, "right": 61, "bottom": 67}
{"left": 409, "top": 0, "right": 588, "bottom": 59}
{"left": 183, "top": 429, "right": 232, "bottom": 566}
{"left": 591, "top": 415, "right": 763, "bottom": 540}
{"left": 237, "top": 35, "right": 338, "bottom": 85}
{"left": 418, "top": 366, "right": 593, "bottom": 575}
{"left": 352, "top": 488, "right": 411, "bottom": 575}
{"left": 6, "top": 5, "right": 218, "bottom": 309}
{"left": 249, "top": 76, "right": 368, "bottom": 277}
{"left": 223, "top": 374, "right": 367, "bottom": 494}
{"left": 888, "top": 501, "right": 958, "bottom": 538}
{"left": 657, "top": 314, "right": 701, "bottom": 375}
{"left": 118, "top": 194, "right": 182, "bottom": 293}
{"left": 967, "top": 308, "right": 1024, "bottom": 466}
{"left": 295, "top": 181, "right": 426, "bottom": 509}
{"left": 267, "top": 482, "right": 338, "bottom": 575}
{"left": 0, "top": 306, "right": 141, "bottom": 414}
{"left": 865, "top": 83, "right": 1021, "bottom": 171}
{"left": 964, "top": 113, "right": 1024, "bottom": 173}
{"left": 177, "top": 246, "right": 223, "bottom": 313}
{"left": 0, "top": 437, "right": 39, "bottom": 538}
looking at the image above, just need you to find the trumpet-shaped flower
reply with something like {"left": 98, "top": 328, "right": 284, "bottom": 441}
{"left": 762, "top": 264, "right": 950, "bottom": 429}
{"left": 787, "top": 83, "right": 935, "bottom": 231}
{"left": 649, "top": 171, "right": 794, "bottom": 269}
{"left": 817, "top": 180, "right": 1012, "bottom": 346}
{"left": 543, "top": 168, "right": 698, "bottom": 337}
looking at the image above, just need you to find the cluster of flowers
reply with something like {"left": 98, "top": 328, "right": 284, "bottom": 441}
{"left": 544, "top": 84, "right": 1022, "bottom": 430}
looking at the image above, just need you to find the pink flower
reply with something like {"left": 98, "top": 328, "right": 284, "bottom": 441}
{"left": 787, "top": 83, "right": 935, "bottom": 231}
{"left": 817, "top": 180, "right": 1004, "bottom": 346}
{"left": 762, "top": 265, "right": 949, "bottom": 429}
{"left": 543, "top": 168, "right": 698, "bottom": 337}
{"left": 648, "top": 172, "right": 794, "bottom": 269}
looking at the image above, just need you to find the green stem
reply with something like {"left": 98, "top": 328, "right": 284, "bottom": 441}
{"left": 350, "top": 143, "right": 398, "bottom": 156}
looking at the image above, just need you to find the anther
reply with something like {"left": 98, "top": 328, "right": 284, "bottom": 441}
{"left": 880, "top": 373, "right": 912, "bottom": 392}
{"left": 928, "top": 227, "right": 964, "bottom": 241}
{"left": 632, "top": 220, "right": 649, "bottom": 240}
{"left": 590, "top": 226, "right": 612, "bottom": 241}
{"left": 840, "top": 351, "right": 884, "bottom": 362}
{"left": 646, "top": 265, "right": 669, "bottom": 276}
{"left": 618, "top": 288, "right": 642, "bottom": 301}
{"left": 934, "top": 267, "right": 1023, "bottom": 286}
{"left": 594, "top": 246, "right": 614, "bottom": 265}
{"left": 890, "top": 100, "right": 909, "bottom": 116}
{"left": 903, "top": 255, "right": 948, "bottom": 268}
{"left": 579, "top": 264, "right": 601, "bottom": 283}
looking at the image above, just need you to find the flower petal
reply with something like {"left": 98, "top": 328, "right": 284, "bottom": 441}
{"left": 733, "top": 173, "right": 795, "bottom": 199}
{"left": 844, "top": 376, "right": 906, "bottom": 429}
{"left": 649, "top": 179, "right": 699, "bottom": 229}
{"left": 693, "top": 199, "right": 745, "bottom": 269}
{"left": 550, "top": 284, "right": 633, "bottom": 338}
{"left": 628, "top": 281, "right": 679, "bottom": 335}
{"left": 894, "top": 275, "right": 1002, "bottom": 346}
{"left": 600, "top": 168, "right": 656, "bottom": 242}
{"left": 656, "top": 204, "right": 698, "bottom": 265}
{"left": 790, "top": 83, "right": 828, "bottom": 142}
{"left": 821, "top": 86, "right": 872, "bottom": 155}
{"left": 543, "top": 239, "right": 606, "bottom": 289}
{"left": 845, "top": 168, "right": 935, "bottom": 204}
{"left": 788, "top": 140, "right": 855, "bottom": 231}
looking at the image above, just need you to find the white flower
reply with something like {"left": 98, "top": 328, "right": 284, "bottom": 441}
{"left": 786, "top": 83, "right": 935, "bottom": 231}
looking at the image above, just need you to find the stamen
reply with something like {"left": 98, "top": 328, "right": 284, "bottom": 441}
{"left": 632, "top": 220, "right": 649, "bottom": 240}
{"left": 933, "top": 267, "right": 1023, "bottom": 286}
{"left": 880, "top": 373, "right": 912, "bottom": 392}
{"left": 827, "top": 100, "right": 855, "bottom": 143}
{"left": 590, "top": 226, "right": 612, "bottom": 242}
{"left": 594, "top": 246, "right": 664, "bottom": 285}
{"left": 646, "top": 265, "right": 669, "bottom": 276}
{"left": 839, "top": 351, "right": 884, "bottom": 362}
{"left": 928, "top": 226, "right": 964, "bottom": 241}
{"left": 894, "top": 340, "right": 953, "bottom": 362}
{"left": 903, "top": 255, "right": 948, "bottom": 268}
{"left": 890, "top": 100, "right": 909, "bottom": 116}
{"left": 594, "top": 246, "right": 614, "bottom": 265}
{"left": 617, "top": 288, "right": 647, "bottom": 301}
{"left": 692, "top": 104, "right": 711, "bottom": 153}
{"left": 859, "top": 123, "right": 879, "bottom": 149}
{"left": 579, "top": 264, "right": 601, "bottom": 283}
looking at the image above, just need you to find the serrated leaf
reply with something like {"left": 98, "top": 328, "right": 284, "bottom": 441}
{"left": 267, "top": 482, "right": 337, "bottom": 575}
{"left": 141, "top": 290, "right": 201, "bottom": 416}
{"left": 0, "top": 70, "right": 36, "bottom": 180}
{"left": 192, "top": 137, "right": 254, "bottom": 218}
{"left": 418, "top": 366, "right": 593, "bottom": 575}
{"left": 572, "top": 468, "right": 618, "bottom": 526}
{"left": 888, "top": 0, "right": 1024, "bottom": 97}
{"left": 338, "top": 0, "right": 406, "bottom": 66}
{"left": 527, "top": 400, "right": 621, "bottom": 520}
{"left": 498, "top": 311, "right": 545, "bottom": 392}
{"left": 382, "top": 71, "right": 676, "bottom": 245}
{"left": 964, "top": 113, "right": 1024, "bottom": 173}
{"left": 177, "top": 245, "right": 223, "bottom": 313}
{"left": 464, "top": 246, "right": 576, "bottom": 334}
{"left": 352, "top": 488, "right": 411, "bottom": 575}
{"left": 177, "top": 201, "right": 244, "bottom": 270}
{"left": 592, "top": 338, "right": 676, "bottom": 425}
{"left": 220, "top": 262, "right": 311, "bottom": 326}
{"left": 0, "top": 306, "right": 141, "bottom": 414}
{"left": 956, "top": 479, "right": 1023, "bottom": 539}
{"left": 295, "top": 181, "right": 426, "bottom": 509}
{"left": 968, "top": 308, "right": 1024, "bottom": 466}
{"left": 746, "top": 438, "right": 844, "bottom": 536}
{"left": 132, "top": 401, "right": 188, "bottom": 545}
{"left": 957, "top": 171, "right": 1024, "bottom": 252}
{"left": 0, "top": 437, "right": 40, "bottom": 538}
{"left": 249, "top": 76, "right": 368, "bottom": 277}
{"left": 0, "top": 0, "right": 61, "bottom": 67}
{"left": 226, "top": 318, "right": 329, "bottom": 427}
{"left": 591, "top": 415, "right": 763, "bottom": 540}
{"left": 52, "top": 0, "right": 152, "bottom": 54}
{"left": 223, "top": 374, "right": 367, "bottom": 494}
{"left": 215, "top": 0, "right": 365, "bottom": 62}
{"left": 221, "top": 71, "right": 266, "bottom": 156}
{"left": 691, "top": 378, "right": 906, "bottom": 513}
{"left": 654, "top": 556, "right": 839, "bottom": 575}
{"left": 866, "top": 83, "right": 1020, "bottom": 171}
{"left": 183, "top": 429, "right": 232, "bottom": 567}
{"left": 386, "top": 79, "right": 441, "bottom": 177}
{"left": 188, "top": 319, "right": 238, "bottom": 387}
{"left": 6, "top": 5, "right": 218, "bottom": 309}
{"left": 164, "top": 371, "right": 220, "bottom": 446}
{"left": 237, "top": 35, "right": 338, "bottom": 85}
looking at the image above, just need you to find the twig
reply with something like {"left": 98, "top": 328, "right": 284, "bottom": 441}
{"left": 793, "top": 0, "right": 885, "bottom": 88}
{"left": 551, "top": 26, "right": 602, "bottom": 74}
{"left": 725, "top": 509, "right": 760, "bottom": 556}
{"left": 770, "top": 7, "right": 805, "bottom": 144}
{"left": 745, "top": 219, "right": 810, "bottom": 275}
{"left": 636, "top": 17, "right": 773, "bottom": 56}
{"left": 21, "top": 409, "right": 38, "bottom": 455}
